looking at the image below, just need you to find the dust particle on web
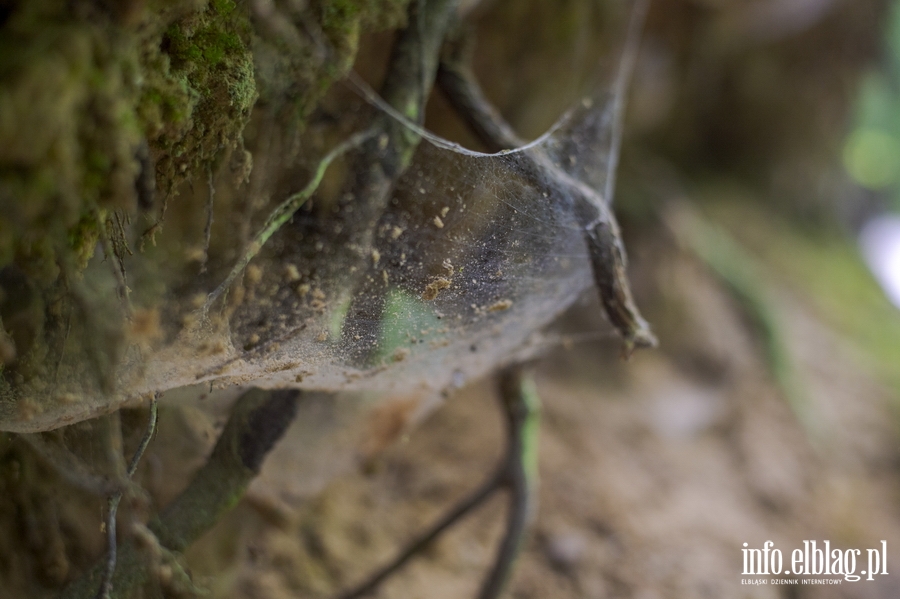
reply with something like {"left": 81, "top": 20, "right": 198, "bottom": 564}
{"left": 296, "top": 283, "right": 311, "bottom": 297}
{"left": 422, "top": 277, "right": 451, "bottom": 300}
{"left": 316, "top": 331, "right": 328, "bottom": 342}
{"left": 392, "top": 347, "right": 410, "bottom": 362}
{"left": 244, "top": 333, "right": 260, "bottom": 350}
{"left": 382, "top": 270, "right": 389, "bottom": 285}
{"left": 310, "top": 288, "right": 327, "bottom": 312}
{"left": 284, "top": 264, "right": 301, "bottom": 282}
{"left": 128, "top": 308, "right": 162, "bottom": 345}
{"left": 433, "top": 216, "right": 444, "bottom": 229}
{"left": 246, "top": 264, "right": 263, "bottom": 284}
{"left": 391, "top": 226, "right": 404, "bottom": 239}
{"left": 268, "top": 360, "right": 301, "bottom": 374}
{"left": 17, "top": 399, "right": 38, "bottom": 421}
{"left": 371, "top": 249, "right": 381, "bottom": 266}
{"left": 488, "top": 299, "right": 513, "bottom": 312}
{"left": 440, "top": 206, "right": 449, "bottom": 217}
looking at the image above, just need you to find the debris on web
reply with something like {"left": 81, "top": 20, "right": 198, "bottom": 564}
{"left": 0, "top": 1, "right": 651, "bottom": 433}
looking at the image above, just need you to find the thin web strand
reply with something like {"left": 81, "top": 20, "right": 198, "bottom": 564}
{"left": 346, "top": 72, "right": 570, "bottom": 158}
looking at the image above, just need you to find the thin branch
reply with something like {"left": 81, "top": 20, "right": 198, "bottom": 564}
{"left": 336, "top": 468, "right": 505, "bottom": 599}
{"left": 127, "top": 395, "right": 159, "bottom": 478}
{"left": 318, "top": 0, "right": 462, "bottom": 359}
{"left": 200, "top": 168, "right": 215, "bottom": 274}
{"left": 96, "top": 396, "right": 158, "bottom": 599}
{"left": 477, "top": 367, "right": 540, "bottom": 599}
{"left": 60, "top": 389, "right": 300, "bottom": 599}
{"left": 332, "top": 366, "right": 541, "bottom": 599}
{"left": 96, "top": 496, "right": 119, "bottom": 599}
{"left": 436, "top": 19, "right": 656, "bottom": 353}
{"left": 436, "top": 27, "right": 524, "bottom": 152}
{"left": 203, "top": 128, "right": 377, "bottom": 313}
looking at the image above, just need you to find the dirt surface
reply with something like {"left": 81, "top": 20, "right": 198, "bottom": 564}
{"left": 4, "top": 205, "right": 900, "bottom": 599}
{"left": 162, "top": 242, "right": 900, "bottom": 599}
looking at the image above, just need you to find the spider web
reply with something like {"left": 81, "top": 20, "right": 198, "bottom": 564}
{"left": 231, "top": 136, "right": 598, "bottom": 390}
{"left": 1, "top": 3, "right": 644, "bottom": 432}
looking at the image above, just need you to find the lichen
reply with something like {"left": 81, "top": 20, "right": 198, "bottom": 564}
{"left": 149, "top": 0, "right": 257, "bottom": 192}
{"left": 316, "top": 0, "right": 409, "bottom": 61}
{"left": 251, "top": 0, "right": 410, "bottom": 127}
{"left": 0, "top": 0, "right": 258, "bottom": 276}
{"left": 0, "top": 0, "right": 415, "bottom": 431}
{"left": 0, "top": 11, "right": 141, "bottom": 277}
{"left": 0, "top": 0, "right": 411, "bottom": 281}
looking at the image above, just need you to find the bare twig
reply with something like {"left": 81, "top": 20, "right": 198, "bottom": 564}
{"left": 333, "top": 366, "right": 541, "bottom": 599}
{"left": 437, "top": 28, "right": 524, "bottom": 152}
{"left": 477, "top": 367, "right": 540, "bottom": 599}
{"left": 96, "top": 395, "right": 158, "bottom": 599}
{"left": 203, "top": 127, "right": 377, "bottom": 313}
{"left": 200, "top": 168, "right": 215, "bottom": 274}
{"left": 336, "top": 468, "right": 505, "bottom": 599}
{"left": 60, "top": 389, "right": 300, "bottom": 599}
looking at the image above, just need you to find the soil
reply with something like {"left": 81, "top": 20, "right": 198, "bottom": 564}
{"left": 3, "top": 209, "right": 899, "bottom": 599}
{"left": 169, "top": 258, "right": 900, "bottom": 599}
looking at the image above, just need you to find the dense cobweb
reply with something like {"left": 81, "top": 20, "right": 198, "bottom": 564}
{"left": 221, "top": 132, "right": 598, "bottom": 391}
{"left": 1, "top": 5, "right": 643, "bottom": 432}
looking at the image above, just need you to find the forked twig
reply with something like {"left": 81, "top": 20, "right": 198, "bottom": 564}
{"left": 478, "top": 368, "right": 540, "bottom": 599}
{"left": 96, "top": 394, "right": 159, "bottom": 599}
{"left": 335, "top": 468, "right": 505, "bottom": 599}
{"left": 334, "top": 366, "right": 541, "bottom": 599}
{"left": 61, "top": 389, "right": 301, "bottom": 599}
